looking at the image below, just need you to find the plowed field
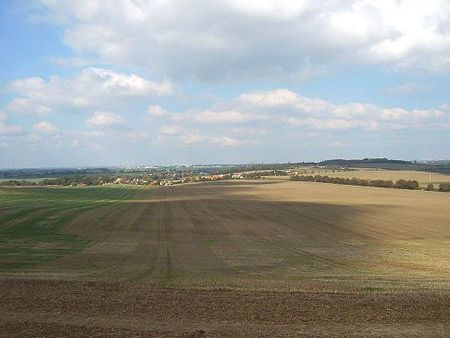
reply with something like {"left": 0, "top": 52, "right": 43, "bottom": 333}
{"left": 1, "top": 180, "right": 449, "bottom": 336}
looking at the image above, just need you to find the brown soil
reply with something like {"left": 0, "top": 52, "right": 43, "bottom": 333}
{"left": 2, "top": 181, "right": 450, "bottom": 336}
{"left": 1, "top": 279, "right": 449, "bottom": 337}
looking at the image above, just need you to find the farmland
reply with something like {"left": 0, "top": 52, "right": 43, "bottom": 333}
{"left": 1, "top": 181, "right": 450, "bottom": 336}
{"left": 292, "top": 168, "right": 450, "bottom": 188}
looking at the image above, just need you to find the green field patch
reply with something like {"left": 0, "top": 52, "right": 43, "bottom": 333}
{"left": 0, "top": 186, "right": 138, "bottom": 271}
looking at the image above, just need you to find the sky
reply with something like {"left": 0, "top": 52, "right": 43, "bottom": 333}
{"left": 1, "top": 0, "right": 450, "bottom": 168}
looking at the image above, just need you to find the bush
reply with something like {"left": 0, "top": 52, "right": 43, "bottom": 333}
{"left": 0, "top": 180, "right": 36, "bottom": 186}
{"left": 291, "top": 175, "right": 314, "bottom": 182}
{"left": 394, "top": 179, "right": 419, "bottom": 190}
{"left": 322, "top": 175, "right": 331, "bottom": 183}
{"left": 314, "top": 174, "right": 323, "bottom": 182}
{"left": 370, "top": 179, "right": 394, "bottom": 188}
{"left": 426, "top": 183, "right": 435, "bottom": 191}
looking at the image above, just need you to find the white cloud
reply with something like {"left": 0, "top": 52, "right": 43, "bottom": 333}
{"left": 227, "top": 0, "right": 310, "bottom": 19}
{"left": 150, "top": 89, "right": 450, "bottom": 133}
{"left": 32, "top": 121, "right": 59, "bottom": 135}
{"left": 159, "top": 125, "right": 182, "bottom": 135}
{"left": 67, "top": 130, "right": 107, "bottom": 138}
{"left": 286, "top": 117, "right": 379, "bottom": 131}
{"left": 240, "top": 89, "right": 304, "bottom": 107}
{"left": 0, "top": 114, "right": 22, "bottom": 136}
{"left": 0, "top": 122, "right": 22, "bottom": 136}
{"left": 212, "top": 136, "right": 242, "bottom": 146}
{"left": 330, "top": 141, "right": 347, "bottom": 148}
{"left": 146, "top": 105, "right": 173, "bottom": 120}
{"left": 27, "top": 134, "right": 42, "bottom": 142}
{"left": 441, "top": 104, "right": 450, "bottom": 111}
{"left": 39, "top": 0, "right": 450, "bottom": 80}
{"left": 7, "top": 67, "right": 174, "bottom": 115}
{"left": 123, "top": 131, "right": 150, "bottom": 140}
{"left": 86, "top": 111, "right": 127, "bottom": 128}
{"left": 181, "top": 133, "right": 205, "bottom": 145}
{"left": 384, "top": 82, "right": 428, "bottom": 95}
{"left": 238, "top": 89, "right": 449, "bottom": 129}
{"left": 146, "top": 106, "right": 259, "bottom": 125}
{"left": 378, "top": 108, "right": 444, "bottom": 121}
{"left": 49, "top": 56, "right": 95, "bottom": 68}
{"left": 191, "top": 110, "right": 257, "bottom": 124}
{"left": 181, "top": 134, "right": 242, "bottom": 146}
{"left": 10, "top": 77, "right": 46, "bottom": 92}
{"left": 157, "top": 126, "right": 243, "bottom": 147}
{"left": 72, "top": 139, "right": 105, "bottom": 150}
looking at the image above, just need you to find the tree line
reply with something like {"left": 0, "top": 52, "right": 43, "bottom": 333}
{"left": 437, "top": 183, "right": 450, "bottom": 192}
{"left": 290, "top": 174, "right": 434, "bottom": 191}
{"left": 0, "top": 175, "right": 145, "bottom": 187}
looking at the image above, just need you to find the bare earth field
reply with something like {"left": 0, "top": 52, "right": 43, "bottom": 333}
{"left": 1, "top": 181, "right": 449, "bottom": 336}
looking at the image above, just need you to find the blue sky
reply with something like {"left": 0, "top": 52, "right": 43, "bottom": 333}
{"left": 1, "top": 0, "right": 450, "bottom": 168}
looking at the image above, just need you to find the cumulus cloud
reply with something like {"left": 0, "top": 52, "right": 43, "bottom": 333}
{"left": 285, "top": 117, "right": 379, "bottom": 131}
{"left": 86, "top": 111, "right": 127, "bottom": 128}
{"left": 72, "top": 139, "right": 105, "bottom": 151}
{"left": 64, "top": 126, "right": 149, "bottom": 152}
{"left": 441, "top": 104, "right": 450, "bottom": 111}
{"left": 238, "top": 89, "right": 448, "bottom": 129}
{"left": 67, "top": 130, "right": 107, "bottom": 138}
{"left": 7, "top": 67, "right": 174, "bottom": 115}
{"left": 192, "top": 110, "right": 259, "bottom": 124}
{"left": 155, "top": 122, "right": 243, "bottom": 147}
{"left": 181, "top": 134, "right": 242, "bottom": 147}
{"left": 0, "top": 123, "right": 22, "bottom": 136}
{"left": 384, "top": 82, "right": 428, "bottom": 95}
{"left": 38, "top": 0, "right": 450, "bottom": 80}
{"left": 146, "top": 106, "right": 259, "bottom": 125}
{"left": 159, "top": 125, "right": 183, "bottom": 135}
{"left": 145, "top": 105, "right": 174, "bottom": 120}
{"left": 0, "top": 113, "right": 22, "bottom": 136}
{"left": 150, "top": 89, "right": 450, "bottom": 133}
{"left": 32, "top": 121, "right": 59, "bottom": 135}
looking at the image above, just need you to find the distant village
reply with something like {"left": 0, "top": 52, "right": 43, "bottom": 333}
{"left": 111, "top": 173, "right": 241, "bottom": 186}
{"left": 0, "top": 169, "right": 289, "bottom": 187}
{"left": 98, "top": 170, "right": 281, "bottom": 187}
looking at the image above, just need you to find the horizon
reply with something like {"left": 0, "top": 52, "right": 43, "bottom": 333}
{"left": 1, "top": 1, "right": 450, "bottom": 167}
{"left": 1, "top": 157, "right": 449, "bottom": 171}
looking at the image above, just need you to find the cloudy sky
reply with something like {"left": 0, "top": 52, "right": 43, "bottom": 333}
{"left": 1, "top": 0, "right": 450, "bottom": 168}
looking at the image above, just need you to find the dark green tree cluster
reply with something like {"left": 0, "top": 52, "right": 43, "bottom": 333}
{"left": 393, "top": 179, "right": 419, "bottom": 190}
{"left": 38, "top": 176, "right": 116, "bottom": 186}
{"left": 242, "top": 172, "right": 262, "bottom": 179}
{"left": 0, "top": 180, "right": 37, "bottom": 186}
{"left": 291, "top": 174, "right": 423, "bottom": 190}
{"left": 439, "top": 183, "right": 450, "bottom": 192}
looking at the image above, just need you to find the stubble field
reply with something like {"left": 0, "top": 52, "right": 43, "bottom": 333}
{"left": 1, "top": 180, "right": 449, "bottom": 336}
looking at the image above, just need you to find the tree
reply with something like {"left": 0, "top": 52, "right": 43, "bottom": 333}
{"left": 394, "top": 179, "right": 419, "bottom": 190}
